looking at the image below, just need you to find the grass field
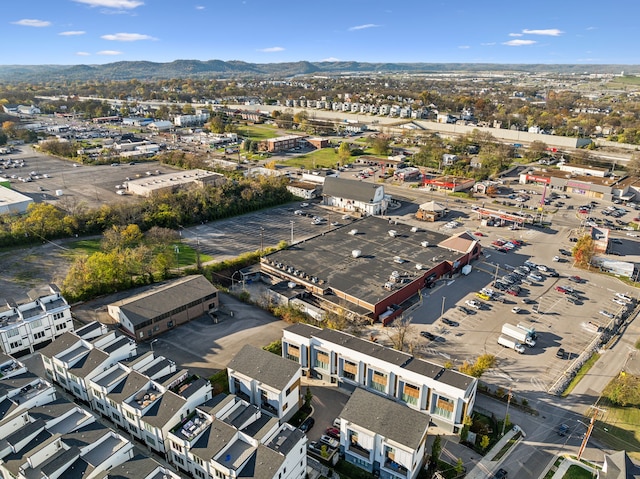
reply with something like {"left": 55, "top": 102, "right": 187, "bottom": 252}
{"left": 236, "top": 124, "right": 279, "bottom": 140}
{"left": 281, "top": 148, "right": 343, "bottom": 169}
{"left": 62, "top": 239, "right": 213, "bottom": 267}
{"left": 593, "top": 402, "right": 640, "bottom": 461}
{"left": 563, "top": 464, "right": 596, "bottom": 479}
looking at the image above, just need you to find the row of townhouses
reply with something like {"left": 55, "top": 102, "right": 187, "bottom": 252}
{"left": 0, "top": 285, "right": 73, "bottom": 357}
{"left": 282, "top": 99, "right": 427, "bottom": 118}
{"left": 282, "top": 323, "right": 477, "bottom": 434}
{"left": 0, "top": 350, "right": 180, "bottom": 479}
{"left": 39, "top": 323, "right": 307, "bottom": 479}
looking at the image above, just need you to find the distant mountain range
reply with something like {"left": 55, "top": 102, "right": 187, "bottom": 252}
{"left": 0, "top": 60, "right": 638, "bottom": 82}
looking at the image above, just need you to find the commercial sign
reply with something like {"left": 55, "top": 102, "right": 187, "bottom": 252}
{"left": 525, "top": 175, "right": 551, "bottom": 184}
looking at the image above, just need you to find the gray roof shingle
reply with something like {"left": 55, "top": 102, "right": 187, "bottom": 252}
{"left": 340, "top": 388, "right": 430, "bottom": 449}
{"left": 227, "top": 345, "right": 300, "bottom": 391}
{"left": 323, "top": 177, "right": 384, "bottom": 204}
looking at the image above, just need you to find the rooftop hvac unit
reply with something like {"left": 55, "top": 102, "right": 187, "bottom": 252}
{"left": 352, "top": 249, "right": 362, "bottom": 258}
{"left": 384, "top": 282, "right": 394, "bottom": 291}
{"left": 411, "top": 226, "right": 419, "bottom": 233}
{"left": 388, "top": 230, "right": 397, "bottom": 237}
{"left": 390, "top": 271, "right": 400, "bottom": 278}
{"left": 416, "top": 264, "right": 424, "bottom": 270}
{"left": 287, "top": 282, "right": 297, "bottom": 289}
{"left": 348, "top": 229, "right": 358, "bottom": 235}
{"left": 421, "top": 241, "right": 430, "bottom": 247}
{"left": 393, "top": 256, "right": 404, "bottom": 263}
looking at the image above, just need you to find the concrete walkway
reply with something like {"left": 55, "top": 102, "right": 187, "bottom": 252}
{"left": 542, "top": 455, "right": 596, "bottom": 479}
{"left": 465, "top": 427, "right": 522, "bottom": 479}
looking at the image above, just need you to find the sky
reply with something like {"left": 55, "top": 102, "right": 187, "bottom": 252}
{"left": 3, "top": 0, "right": 640, "bottom": 66}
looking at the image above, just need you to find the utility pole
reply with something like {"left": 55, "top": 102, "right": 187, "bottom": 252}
{"left": 501, "top": 387, "right": 513, "bottom": 436}
{"left": 440, "top": 296, "right": 446, "bottom": 320}
{"left": 578, "top": 406, "right": 606, "bottom": 460}
{"left": 493, "top": 263, "right": 500, "bottom": 284}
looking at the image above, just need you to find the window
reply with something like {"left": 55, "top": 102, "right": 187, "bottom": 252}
{"left": 129, "top": 424, "right": 138, "bottom": 434}
{"left": 42, "top": 357, "right": 51, "bottom": 364}
{"left": 125, "top": 410, "right": 135, "bottom": 420}
{"left": 112, "top": 413, "right": 121, "bottom": 422}
{"left": 6, "top": 328, "right": 19, "bottom": 338}
{"left": 195, "top": 470, "right": 205, "bottom": 479}
{"left": 371, "top": 370, "right": 387, "bottom": 392}
{"left": 173, "top": 455, "right": 184, "bottom": 466}
{"left": 9, "top": 341, "right": 22, "bottom": 350}
{"left": 55, "top": 323, "right": 67, "bottom": 331}
{"left": 146, "top": 436, "right": 156, "bottom": 446}
{"left": 30, "top": 319, "right": 43, "bottom": 329}
{"left": 194, "top": 456, "right": 203, "bottom": 466}
{"left": 109, "top": 399, "right": 118, "bottom": 409}
{"left": 144, "top": 422, "right": 154, "bottom": 433}
{"left": 402, "top": 383, "right": 420, "bottom": 406}
{"left": 315, "top": 351, "right": 329, "bottom": 370}
{"left": 171, "top": 441, "right": 183, "bottom": 453}
{"left": 343, "top": 361, "right": 357, "bottom": 381}
{"left": 33, "top": 331, "right": 46, "bottom": 340}
{"left": 53, "top": 312, "right": 65, "bottom": 321}
{"left": 95, "top": 402, "right": 104, "bottom": 411}
{"left": 55, "top": 364, "right": 65, "bottom": 374}
{"left": 433, "top": 396, "right": 454, "bottom": 420}
{"left": 286, "top": 344, "right": 300, "bottom": 362}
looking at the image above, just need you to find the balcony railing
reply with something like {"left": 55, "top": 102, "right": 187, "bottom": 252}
{"left": 347, "top": 443, "right": 370, "bottom": 459}
{"left": 236, "top": 390, "right": 250, "bottom": 402}
{"left": 261, "top": 402, "right": 278, "bottom": 416}
{"left": 384, "top": 458, "right": 408, "bottom": 477}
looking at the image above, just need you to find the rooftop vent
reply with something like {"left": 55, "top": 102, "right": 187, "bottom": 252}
{"left": 416, "top": 264, "right": 424, "bottom": 270}
{"left": 421, "top": 241, "right": 430, "bottom": 247}
{"left": 348, "top": 229, "right": 358, "bottom": 235}
{"left": 352, "top": 249, "right": 362, "bottom": 258}
{"left": 388, "top": 230, "right": 397, "bottom": 237}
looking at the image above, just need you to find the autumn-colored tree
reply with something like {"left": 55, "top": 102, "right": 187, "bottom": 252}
{"left": 337, "top": 142, "right": 351, "bottom": 164}
{"left": 572, "top": 235, "right": 595, "bottom": 266}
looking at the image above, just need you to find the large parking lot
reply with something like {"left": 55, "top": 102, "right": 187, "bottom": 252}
{"left": 4, "top": 146, "right": 173, "bottom": 210}
{"left": 392, "top": 217, "right": 637, "bottom": 397}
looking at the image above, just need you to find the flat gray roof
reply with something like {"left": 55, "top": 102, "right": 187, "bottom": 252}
{"left": 264, "top": 216, "right": 463, "bottom": 306}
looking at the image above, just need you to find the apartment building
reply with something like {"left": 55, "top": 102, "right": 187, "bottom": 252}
{"left": 282, "top": 323, "right": 477, "bottom": 433}
{"left": 227, "top": 344, "right": 302, "bottom": 422}
{"left": 0, "top": 285, "right": 72, "bottom": 356}
{"left": 339, "top": 388, "right": 431, "bottom": 479}
{"left": 167, "top": 393, "right": 307, "bottom": 479}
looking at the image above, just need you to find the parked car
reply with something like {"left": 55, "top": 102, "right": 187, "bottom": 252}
{"left": 493, "top": 468, "right": 508, "bottom": 479}
{"left": 320, "top": 435, "right": 339, "bottom": 449}
{"left": 421, "top": 331, "right": 436, "bottom": 341}
{"left": 299, "top": 417, "right": 315, "bottom": 432}
{"left": 442, "top": 318, "right": 458, "bottom": 327}
{"left": 555, "top": 286, "right": 568, "bottom": 294}
{"left": 556, "top": 348, "right": 566, "bottom": 359}
{"left": 325, "top": 427, "right": 340, "bottom": 439}
{"left": 465, "top": 299, "right": 482, "bottom": 309}
{"left": 511, "top": 307, "right": 521, "bottom": 314}
{"left": 568, "top": 275, "right": 582, "bottom": 283}
{"left": 599, "top": 311, "right": 614, "bottom": 319}
{"left": 458, "top": 306, "right": 475, "bottom": 315}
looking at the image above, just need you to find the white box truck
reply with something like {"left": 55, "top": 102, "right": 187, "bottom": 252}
{"left": 517, "top": 323, "right": 538, "bottom": 340}
{"left": 497, "top": 335, "right": 525, "bottom": 354}
{"left": 502, "top": 323, "right": 536, "bottom": 347}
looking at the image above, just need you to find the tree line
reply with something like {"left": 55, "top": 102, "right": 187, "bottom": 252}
{"left": 0, "top": 173, "right": 294, "bottom": 248}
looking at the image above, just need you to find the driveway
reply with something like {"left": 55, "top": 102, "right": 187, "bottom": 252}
{"left": 304, "top": 383, "right": 349, "bottom": 443}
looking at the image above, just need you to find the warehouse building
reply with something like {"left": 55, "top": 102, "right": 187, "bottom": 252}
{"left": 108, "top": 275, "right": 219, "bottom": 341}
{"left": 125, "top": 169, "right": 226, "bottom": 197}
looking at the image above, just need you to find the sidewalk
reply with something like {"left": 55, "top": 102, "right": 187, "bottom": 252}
{"left": 542, "top": 455, "right": 596, "bottom": 479}
{"left": 465, "top": 427, "right": 522, "bottom": 479}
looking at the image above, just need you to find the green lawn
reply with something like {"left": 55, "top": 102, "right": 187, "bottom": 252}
{"left": 563, "top": 464, "right": 596, "bottom": 479}
{"left": 173, "top": 242, "right": 213, "bottom": 267}
{"left": 63, "top": 239, "right": 102, "bottom": 256}
{"left": 592, "top": 403, "right": 640, "bottom": 461}
{"left": 562, "top": 353, "right": 601, "bottom": 396}
{"left": 236, "top": 124, "right": 279, "bottom": 141}
{"left": 281, "top": 148, "right": 343, "bottom": 169}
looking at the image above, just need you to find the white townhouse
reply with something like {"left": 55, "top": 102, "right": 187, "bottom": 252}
{"left": 167, "top": 394, "right": 307, "bottom": 479}
{"left": 282, "top": 323, "right": 477, "bottom": 433}
{"left": 90, "top": 366, "right": 212, "bottom": 457}
{"left": 93, "top": 453, "right": 182, "bottom": 479}
{"left": 339, "top": 388, "right": 431, "bottom": 479}
{"left": 0, "top": 285, "right": 73, "bottom": 356}
{"left": 0, "top": 395, "right": 149, "bottom": 479}
{"left": 227, "top": 344, "right": 302, "bottom": 422}
{"left": 0, "top": 352, "right": 27, "bottom": 379}
{"left": 0, "top": 372, "right": 56, "bottom": 413}
{"left": 39, "top": 327, "right": 137, "bottom": 403}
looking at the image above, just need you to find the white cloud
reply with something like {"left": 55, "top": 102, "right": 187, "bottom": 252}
{"left": 60, "top": 30, "right": 86, "bottom": 36}
{"left": 458, "top": 45, "right": 470, "bottom": 49}
{"left": 12, "top": 19, "right": 51, "bottom": 27}
{"left": 195, "top": 5, "right": 205, "bottom": 9}
{"left": 503, "top": 39, "right": 537, "bottom": 46}
{"left": 101, "top": 32, "right": 156, "bottom": 41}
{"left": 586, "top": 26, "right": 597, "bottom": 31}
{"left": 76, "top": 51, "right": 91, "bottom": 56}
{"left": 257, "top": 46, "right": 284, "bottom": 52}
{"left": 508, "top": 33, "right": 523, "bottom": 37}
{"left": 97, "top": 50, "right": 122, "bottom": 55}
{"left": 348, "top": 24, "right": 380, "bottom": 31}
{"left": 73, "top": 0, "right": 143, "bottom": 8}
{"left": 321, "top": 57, "right": 340, "bottom": 62}
{"left": 481, "top": 42, "right": 496, "bottom": 46}
{"left": 522, "top": 28, "right": 563, "bottom": 36}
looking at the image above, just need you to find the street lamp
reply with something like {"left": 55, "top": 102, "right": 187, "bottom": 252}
{"left": 260, "top": 227, "right": 264, "bottom": 256}
{"left": 150, "top": 339, "right": 158, "bottom": 352}
{"left": 290, "top": 220, "right": 294, "bottom": 246}
{"left": 440, "top": 296, "right": 446, "bottom": 320}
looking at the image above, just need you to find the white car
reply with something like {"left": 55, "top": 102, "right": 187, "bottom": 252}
{"left": 599, "top": 311, "right": 614, "bottom": 318}
{"left": 528, "top": 273, "right": 543, "bottom": 282}
{"left": 552, "top": 256, "right": 560, "bottom": 262}
{"left": 511, "top": 307, "right": 521, "bottom": 314}
{"left": 537, "top": 264, "right": 549, "bottom": 272}
{"left": 465, "top": 299, "right": 481, "bottom": 309}
{"left": 615, "top": 293, "right": 632, "bottom": 302}
{"left": 627, "top": 232, "right": 639, "bottom": 237}
{"left": 612, "top": 298, "right": 627, "bottom": 306}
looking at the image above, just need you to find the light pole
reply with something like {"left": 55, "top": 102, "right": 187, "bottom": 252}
{"left": 150, "top": 339, "right": 158, "bottom": 352}
{"left": 440, "top": 296, "right": 446, "bottom": 320}
{"left": 290, "top": 220, "right": 294, "bottom": 246}
{"left": 501, "top": 387, "right": 513, "bottom": 436}
{"left": 260, "top": 227, "right": 264, "bottom": 256}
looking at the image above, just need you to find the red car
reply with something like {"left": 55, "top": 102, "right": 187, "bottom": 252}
{"left": 325, "top": 427, "right": 340, "bottom": 439}
{"left": 506, "top": 289, "right": 518, "bottom": 296}
{"left": 473, "top": 232, "right": 485, "bottom": 237}
{"left": 568, "top": 276, "right": 582, "bottom": 283}
{"left": 555, "top": 286, "right": 568, "bottom": 293}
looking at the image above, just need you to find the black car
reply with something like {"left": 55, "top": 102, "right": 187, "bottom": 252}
{"left": 494, "top": 469, "right": 508, "bottom": 479}
{"left": 570, "top": 237, "right": 578, "bottom": 242}
{"left": 559, "top": 249, "right": 572, "bottom": 256}
{"left": 556, "top": 348, "right": 566, "bottom": 359}
{"left": 421, "top": 331, "right": 436, "bottom": 341}
{"left": 442, "top": 318, "right": 458, "bottom": 327}
{"left": 458, "top": 306, "right": 475, "bottom": 315}
{"left": 299, "top": 417, "right": 315, "bottom": 432}
{"left": 548, "top": 270, "right": 560, "bottom": 277}
{"left": 522, "top": 298, "right": 536, "bottom": 304}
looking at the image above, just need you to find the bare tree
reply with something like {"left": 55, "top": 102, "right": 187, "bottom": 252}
{"left": 384, "top": 315, "right": 414, "bottom": 351}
